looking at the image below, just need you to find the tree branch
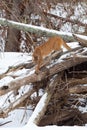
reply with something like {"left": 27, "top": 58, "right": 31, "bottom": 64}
{"left": 43, "top": 11, "right": 87, "bottom": 28}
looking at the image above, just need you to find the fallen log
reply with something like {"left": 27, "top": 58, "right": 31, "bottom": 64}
{"left": 0, "top": 48, "right": 87, "bottom": 96}
{"left": 69, "top": 84, "right": 87, "bottom": 94}
{"left": 67, "top": 77, "right": 87, "bottom": 89}
{"left": 67, "top": 77, "right": 87, "bottom": 94}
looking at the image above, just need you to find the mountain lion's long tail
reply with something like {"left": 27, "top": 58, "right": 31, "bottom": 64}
{"left": 63, "top": 41, "right": 71, "bottom": 50}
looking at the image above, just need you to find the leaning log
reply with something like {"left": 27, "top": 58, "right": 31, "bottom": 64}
{"left": 28, "top": 75, "right": 60, "bottom": 125}
{"left": 0, "top": 18, "right": 78, "bottom": 42}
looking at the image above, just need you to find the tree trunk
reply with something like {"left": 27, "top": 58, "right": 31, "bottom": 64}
{"left": 5, "top": 27, "right": 21, "bottom": 52}
{"left": 5, "top": 0, "right": 22, "bottom": 52}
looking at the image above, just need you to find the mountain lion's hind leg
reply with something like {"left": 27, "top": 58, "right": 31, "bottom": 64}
{"left": 35, "top": 55, "right": 43, "bottom": 74}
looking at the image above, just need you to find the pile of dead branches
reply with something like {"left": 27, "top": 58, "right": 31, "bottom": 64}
{"left": 38, "top": 35, "right": 87, "bottom": 126}
{"left": 0, "top": 34, "right": 87, "bottom": 126}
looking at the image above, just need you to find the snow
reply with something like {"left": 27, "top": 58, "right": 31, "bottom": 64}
{"left": 0, "top": 124, "right": 87, "bottom": 130}
{"left": 0, "top": 52, "right": 32, "bottom": 74}
{"left": 0, "top": 108, "right": 32, "bottom": 127}
{"left": 79, "top": 105, "right": 87, "bottom": 113}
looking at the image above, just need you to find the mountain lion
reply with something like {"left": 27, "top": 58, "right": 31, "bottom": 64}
{"left": 33, "top": 36, "right": 71, "bottom": 73}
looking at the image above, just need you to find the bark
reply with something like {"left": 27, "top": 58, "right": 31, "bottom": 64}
{"left": 5, "top": 27, "right": 21, "bottom": 51}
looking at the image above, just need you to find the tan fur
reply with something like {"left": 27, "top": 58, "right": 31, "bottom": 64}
{"left": 33, "top": 36, "right": 71, "bottom": 73}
